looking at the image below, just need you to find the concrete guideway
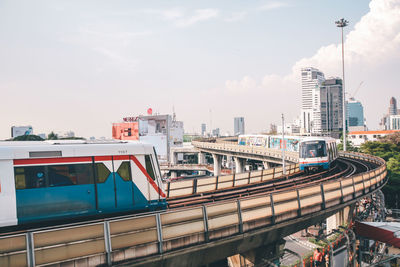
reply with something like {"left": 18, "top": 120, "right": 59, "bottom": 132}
{"left": 0, "top": 151, "right": 387, "bottom": 267}
{"left": 192, "top": 140, "right": 298, "bottom": 166}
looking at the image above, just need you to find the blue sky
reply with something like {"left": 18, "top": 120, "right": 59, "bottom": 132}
{"left": 1, "top": 0, "right": 398, "bottom": 138}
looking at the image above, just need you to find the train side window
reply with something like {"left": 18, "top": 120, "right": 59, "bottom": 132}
{"left": 117, "top": 161, "right": 132, "bottom": 182}
{"left": 48, "top": 164, "right": 94, "bottom": 187}
{"left": 145, "top": 155, "right": 156, "bottom": 181}
{"left": 96, "top": 163, "right": 111, "bottom": 183}
{"left": 14, "top": 166, "right": 47, "bottom": 189}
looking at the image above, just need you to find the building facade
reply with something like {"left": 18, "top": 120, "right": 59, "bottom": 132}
{"left": 312, "top": 78, "right": 343, "bottom": 135}
{"left": 112, "top": 114, "right": 184, "bottom": 162}
{"left": 234, "top": 117, "right": 245, "bottom": 135}
{"left": 380, "top": 97, "right": 399, "bottom": 130}
{"left": 349, "top": 130, "right": 400, "bottom": 147}
{"left": 201, "top": 123, "right": 206, "bottom": 136}
{"left": 390, "top": 115, "right": 400, "bottom": 130}
{"left": 300, "top": 67, "right": 325, "bottom": 133}
{"left": 389, "top": 97, "right": 398, "bottom": 116}
{"left": 347, "top": 98, "right": 365, "bottom": 131}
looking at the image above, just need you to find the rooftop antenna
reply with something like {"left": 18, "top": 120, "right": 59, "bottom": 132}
{"left": 172, "top": 105, "right": 176, "bottom": 122}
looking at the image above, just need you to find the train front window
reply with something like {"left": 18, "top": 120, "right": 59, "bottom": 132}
{"left": 145, "top": 155, "right": 156, "bottom": 181}
{"left": 300, "top": 141, "right": 326, "bottom": 158}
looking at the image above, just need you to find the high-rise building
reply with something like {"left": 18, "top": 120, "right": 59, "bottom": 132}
{"left": 234, "top": 117, "right": 245, "bottom": 135}
{"left": 380, "top": 97, "right": 399, "bottom": 130}
{"left": 316, "top": 78, "right": 344, "bottom": 135}
{"left": 300, "top": 67, "right": 325, "bottom": 133}
{"left": 212, "top": 128, "right": 220, "bottom": 137}
{"left": 201, "top": 123, "right": 206, "bottom": 136}
{"left": 347, "top": 98, "right": 365, "bottom": 131}
{"left": 389, "top": 97, "right": 398, "bottom": 116}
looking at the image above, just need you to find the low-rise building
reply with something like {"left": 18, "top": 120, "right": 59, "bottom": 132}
{"left": 348, "top": 130, "right": 400, "bottom": 147}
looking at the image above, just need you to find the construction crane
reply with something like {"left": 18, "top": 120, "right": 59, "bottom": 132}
{"left": 349, "top": 81, "right": 363, "bottom": 100}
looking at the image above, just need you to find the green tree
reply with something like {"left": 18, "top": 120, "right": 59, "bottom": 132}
{"left": 47, "top": 132, "right": 58, "bottom": 140}
{"left": 360, "top": 139, "right": 400, "bottom": 208}
{"left": 12, "top": 135, "right": 44, "bottom": 141}
{"left": 337, "top": 134, "right": 359, "bottom": 152}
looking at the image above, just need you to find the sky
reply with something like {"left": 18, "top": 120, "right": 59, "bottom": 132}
{"left": 1, "top": 0, "right": 399, "bottom": 139}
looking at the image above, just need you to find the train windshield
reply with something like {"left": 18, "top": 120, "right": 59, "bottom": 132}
{"left": 300, "top": 141, "right": 326, "bottom": 158}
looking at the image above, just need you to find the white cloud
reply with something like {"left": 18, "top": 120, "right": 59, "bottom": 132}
{"left": 224, "top": 11, "right": 247, "bottom": 22}
{"left": 259, "top": 1, "right": 290, "bottom": 11}
{"left": 60, "top": 27, "right": 152, "bottom": 71}
{"left": 224, "top": 0, "right": 400, "bottom": 128}
{"left": 142, "top": 7, "right": 219, "bottom": 27}
{"left": 175, "top": 9, "right": 219, "bottom": 27}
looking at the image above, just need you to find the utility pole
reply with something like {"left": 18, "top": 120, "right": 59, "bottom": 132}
{"left": 282, "top": 113, "right": 286, "bottom": 175}
{"left": 336, "top": 18, "right": 349, "bottom": 151}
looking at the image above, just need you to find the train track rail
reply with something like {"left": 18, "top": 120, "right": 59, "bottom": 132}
{"left": 167, "top": 157, "right": 377, "bottom": 209}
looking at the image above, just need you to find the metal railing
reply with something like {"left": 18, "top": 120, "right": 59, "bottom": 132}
{"left": 0, "top": 152, "right": 387, "bottom": 267}
{"left": 192, "top": 141, "right": 299, "bottom": 163}
{"left": 165, "top": 163, "right": 300, "bottom": 198}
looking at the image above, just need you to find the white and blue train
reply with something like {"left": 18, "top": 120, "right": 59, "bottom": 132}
{"left": 0, "top": 141, "right": 167, "bottom": 228}
{"left": 298, "top": 137, "right": 338, "bottom": 172}
{"left": 238, "top": 134, "right": 301, "bottom": 152}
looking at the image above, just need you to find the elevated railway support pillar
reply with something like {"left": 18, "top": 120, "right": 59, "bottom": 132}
{"left": 198, "top": 152, "right": 206, "bottom": 165}
{"left": 171, "top": 152, "right": 178, "bottom": 165}
{"left": 240, "top": 239, "right": 285, "bottom": 266}
{"left": 170, "top": 171, "right": 177, "bottom": 179}
{"left": 263, "top": 161, "right": 272, "bottom": 169}
{"left": 234, "top": 157, "right": 246, "bottom": 174}
{"left": 212, "top": 154, "right": 222, "bottom": 176}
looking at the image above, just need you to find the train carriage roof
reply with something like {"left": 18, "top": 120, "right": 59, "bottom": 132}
{"left": 299, "top": 136, "right": 336, "bottom": 143}
{"left": 0, "top": 140, "right": 155, "bottom": 160}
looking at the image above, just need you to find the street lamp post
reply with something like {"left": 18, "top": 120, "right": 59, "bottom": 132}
{"left": 281, "top": 113, "right": 286, "bottom": 175}
{"left": 335, "top": 18, "right": 349, "bottom": 151}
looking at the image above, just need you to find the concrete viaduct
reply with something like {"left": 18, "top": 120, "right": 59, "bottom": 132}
{"left": 0, "top": 146, "right": 387, "bottom": 267}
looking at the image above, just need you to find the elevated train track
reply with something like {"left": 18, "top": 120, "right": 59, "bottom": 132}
{"left": 0, "top": 149, "right": 387, "bottom": 267}
{"left": 167, "top": 156, "right": 376, "bottom": 208}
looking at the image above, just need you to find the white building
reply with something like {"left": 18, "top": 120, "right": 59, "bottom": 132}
{"left": 138, "top": 114, "right": 184, "bottom": 162}
{"left": 390, "top": 115, "right": 400, "bottom": 130}
{"left": 277, "top": 123, "right": 300, "bottom": 135}
{"left": 348, "top": 130, "right": 400, "bottom": 147}
{"left": 300, "top": 67, "right": 325, "bottom": 133}
{"left": 234, "top": 117, "right": 245, "bottom": 135}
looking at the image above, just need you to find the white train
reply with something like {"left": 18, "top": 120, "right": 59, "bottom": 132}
{"left": 298, "top": 137, "right": 338, "bottom": 172}
{"left": 0, "top": 140, "right": 166, "bottom": 228}
{"left": 238, "top": 134, "right": 301, "bottom": 152}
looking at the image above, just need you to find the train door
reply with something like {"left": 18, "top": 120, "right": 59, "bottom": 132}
{"left": 94, "top": 156, "right": 136, "bottom": 212}
{"left": 94, "top": 156, "right": 116, "bottom": 212}
{"left": 113, "top": 156, "right": 134, "bottom": 210}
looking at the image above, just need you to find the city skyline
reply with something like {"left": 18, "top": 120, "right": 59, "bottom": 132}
{"left": 1, "top": 0, "right": 400, "bottom": 139}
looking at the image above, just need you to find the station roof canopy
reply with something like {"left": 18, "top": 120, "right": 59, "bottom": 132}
{"left": 355, "top": 221, "right": 400, "bottom": 248}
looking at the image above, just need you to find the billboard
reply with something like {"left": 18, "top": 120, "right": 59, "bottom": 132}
{"left": 112, "top": 122, "right": 139, "bottom": 140}
{"left": 11, "top": 126, "right": 33, "bottom": 138}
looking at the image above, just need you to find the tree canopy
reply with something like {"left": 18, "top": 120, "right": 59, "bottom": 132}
{"left": 360, "top": 134, "right": 400, "bottom": 208}
{"left": 11, "top": 135, "right": 44, "bottom": 141}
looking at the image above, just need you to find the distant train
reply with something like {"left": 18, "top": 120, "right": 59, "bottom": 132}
{"left": 0, "top": 141, "right": 166, "bottom": 228}
{"left": 299, "top": 137, "right": 338, "bottom": 172}
{"left": 238, "top": 134, "right": 301, "bottom": 152}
